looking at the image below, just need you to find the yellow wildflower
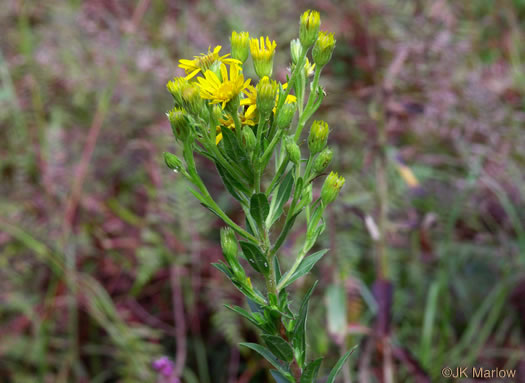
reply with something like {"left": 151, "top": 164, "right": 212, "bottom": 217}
{"left": 179, "top": 46, "right": 241, "bottom": 80}
{"left": 197, "top": 63, "right": 251, "bottom": 109}
{"left": 250, "top": 36, "right": 277, "bottom": 78}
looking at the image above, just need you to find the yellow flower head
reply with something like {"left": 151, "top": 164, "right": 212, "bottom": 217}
{"left": 300, "top": 10, "right": 321, "bottom": 48}
{"left": 250, "top": 36, "right": 277, "bottom": 78}
{"left": 313, "top": 31, "right": 336, "bottom": 67}
{"left": 179, "top": 46, "right": 241, "bottom": 80}
{"left": 197, "top": 63, "right": 251, "bottom": 109}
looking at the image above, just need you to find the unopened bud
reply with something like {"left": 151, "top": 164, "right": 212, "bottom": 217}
{"left": 308, "top": 120, "right": 329, "bottom": 154}
{"left": 166, "top": 77, "right": 189, "bottom": 106}
{"left": 313, "top": 31, "right": 335, "bottom": 67}
{"left": 231, "top": 31, "right": 250, "bottom": 63}
{"left": 220, "top": 227, "right": 243, "bottom": 276}
{"left": 256, "top": 76, "right": 278, "bottom": 116}
{"left": 285, "top": 136, "right": 301, "bottom": 165}
{"left": 167, "top": 107, "right": 189, "bottom": 141}
{"left": 313, "top": 147, "right": 333, "bottom": 174}
{"left": 276, "top": 99, "right": 296, "bottom": 129}
{"left": 290, "top": 39, "right": 302, "bottom": 65}
{"left": 321, "top": 171, "right": 345, "bottom": 205}
{"left": 211, "top": 104, "right": 223, "bottom": 124}
{"left": 182, "top": 84, "right": 205, "bottom": 116}
{"left": 299, "top": 10, "right": 321, "bottom": 48}
{"left": 241, "top": 126, "right": 257, "bottom": 151}
{"left": 163, "top": 152, "right": 184, "bottom": 172}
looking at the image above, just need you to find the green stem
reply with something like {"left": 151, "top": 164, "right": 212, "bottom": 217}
{"left": 185, "top": 145, "right": 258, "bottom": 243}
{"left": 294, "top": 67, "right": 321, "bottom": 142}
{"left": 266, "top": 158, "right": 290, "bottom": 197}
{"left": 232, "top": 111, "right": 243, "bottom": 142}
{"left": 273, "top": 48, "right": 308, "bottom": 130}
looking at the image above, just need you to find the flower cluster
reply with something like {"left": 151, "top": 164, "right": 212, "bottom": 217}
{"left": 162, "top": 10, "right": 348, "bottom": 383}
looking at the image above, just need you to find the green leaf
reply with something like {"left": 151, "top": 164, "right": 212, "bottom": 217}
{"left": 274, "top": 256, "right": 282, "bottom": 284}
{"left": 225, "top": 305, "right": 264, "bottom": 329}
{"left": 211, "top": 262, "right": 233, "bottom": 278}
{"left": 239, "top": 343, "right": 291, "bottom": 377}
{"left": 293, "top": 281, "right": 318, "bottom": 368}
{"left": 239, "top": 241, "right": 269, "bottom": 274}
{"left": 250, "top": 193, "right": 270, "bottom": 228}
{"left": 270, "top": 370, "right": 294, "bottom": 383}
{"left": 267, "top": 170, "right": 294, "bottom": 226}
{"left": 214, "top": 264, "right": 266, "bottom": 305}
{"left": 271, "top": 211, "right": 300, "bottom": 254}
{"left": 280, "top": 249, "right": 328, "bottom": 289}
{"left": 220, "top": 126, "right": 253, "bottom": 177}
{"left": 262, "top": 335, "right": 294, "bottom": 363}
{"left": 326, "top": 284, "right": 347, "bottom": 337}
{"left": 216, "top": 163, "right": 247, "bottom": 202}
{"left": 326, "top": 346, "right": 358, "bottom": 383}
{"left": 300, "top": 358, "right": 323, "bottom": 383}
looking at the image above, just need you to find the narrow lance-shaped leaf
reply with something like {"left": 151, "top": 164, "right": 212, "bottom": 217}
{"left": 300, "top": 358, "right": 323, "bottom": 383}
{"left": 267, "top": 170, "right": 294, "bottom": 226}
{"left": 293, "top": 281, "right": 318, "bottom": 368}
{"left": 326, "top": 346, "right": 358, "bottom": 383}
{"left": 250, "top": 193, "right": 270, "bottom": 228}
{"left": 270, "top": 370, "right": 294, "bottom": 383}
{"left": 240, "top": 241, "right": 269, "bottom": 274}
{"left": 216, "top": 162, "right": 247, "bottom": 202}
{"left": 280, "top": 249, "right": 328, "bottom": 289}
{"left": 262, "top": 335, "right": 294, "bottom": 363}
{"left": 239, "top": 343, "right": 293, "bottom": 379}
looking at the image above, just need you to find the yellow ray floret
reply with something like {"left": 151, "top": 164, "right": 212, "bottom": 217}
{"left": 179, "top": 46, "right": 241, "bottom": 80}
{"left": 250, "top": 37, "right": 277, "bottom": 61}
{"left": 197, "top": 63, "right": 251, "bottom": 109}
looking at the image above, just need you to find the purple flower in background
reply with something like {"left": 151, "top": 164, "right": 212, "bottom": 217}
{"left": 152, "top": 356, "right": 177, "bottom": 380}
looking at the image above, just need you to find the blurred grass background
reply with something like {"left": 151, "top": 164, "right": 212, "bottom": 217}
{"left": 1, "top": 0, "right": 525, "bottom": 382}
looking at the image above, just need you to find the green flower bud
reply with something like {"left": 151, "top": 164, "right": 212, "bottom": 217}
{"left": 276, "top": 100, "right": 297, "bottom": 129}
{"left": 299, "top": 10, "right": 321, "bottom": 48}
{"left": 321, "top": 171, "right": 345, "bottom": 205}
{"left": 313, "top": 147, "right": 333, "bottom": 174}
{"left": 308, "top": 120, "right": 329, "bottom": 154}
{"left": 220, "top": 227, "right": 243, "bottom": 276}
{"left": 290, "top": 38, "right": 302, "bottom": 65}
{"left": 182, "top": 84, "right": 205, "bottom": 116}
{"left": 250, "top": 36, "right": 276, "bottom": 78}
{"left": 166, "top": 77, "right": 189, "bottom": 106}
{"left": 163, "top": 151, "right": 184, "bottom": 172}
{"left": 256, "top": 76, "right": 278, "bottom": 116}
{"left": 231, "top": 31, "right": 250, "bottom": 63}
{"left": 241, "top": 126, "right": 257, "bottom": 151}
{"left": 211, "top": 104, "right": 223, "bottom": 125}
{"left": 167, "top": 107, "right": 190, "bottom": 141}
{"left": 285, "top": 136, "right": 301, "bottom": 165}
{"left": 313, "top": 31, "right": 336, "bottom": 67}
